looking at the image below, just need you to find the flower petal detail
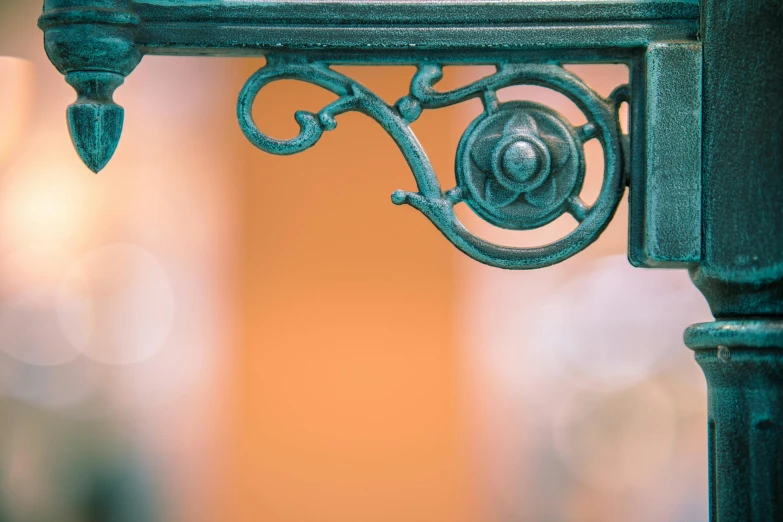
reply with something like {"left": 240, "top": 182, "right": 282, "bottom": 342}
{"left": 503, "top": 111, "right": 539, "bottom": 137}
{"left": 542, "top": 133, "right": 571, "bottom": 169}
{"left": 525, "top": 179, "right": 558, "bottom": 208}
{"left": 471, "top": 133, "right": 501, "bottom": 172}
{"left": 485, "top": 179, "right": 520, "bottom": 207}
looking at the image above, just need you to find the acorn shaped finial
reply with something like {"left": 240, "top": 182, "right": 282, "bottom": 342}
{"left": 65, "top": 72, "right": 125, "bottom": 173}
{"left": 39, "top": 0, "right": 140, "bottom": 173}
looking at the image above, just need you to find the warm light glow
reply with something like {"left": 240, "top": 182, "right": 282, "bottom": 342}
{"left": 0, "top": 57, "right": 35, "bottom": 166}
{"left": 0, "top": 147, "right": 97, "bottom": 252}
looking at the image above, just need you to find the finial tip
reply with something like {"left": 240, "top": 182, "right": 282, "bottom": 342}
{"left": 68, "top": 103, "right": 123, "bottom": 173}
{"left": 65, "top": 72, "right": 125, "bottom": 173}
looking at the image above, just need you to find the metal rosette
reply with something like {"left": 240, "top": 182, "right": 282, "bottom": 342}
{"left": 455, "top": 65, "right": 626, "bottom": 241}
{"left": 238, "top": 59, "right": 628, "bottom": 269}
{"left": 457, "top": 101, "right": 585, "bottom": 230}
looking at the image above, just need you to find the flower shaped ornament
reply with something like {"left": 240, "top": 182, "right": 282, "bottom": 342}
{"left": 457, "top": 101, "right": 584, "bottom": 230}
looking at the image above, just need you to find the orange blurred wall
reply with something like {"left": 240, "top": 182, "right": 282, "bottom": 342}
{"left": 226, "top": 63, "right": 479, "bottom": 522}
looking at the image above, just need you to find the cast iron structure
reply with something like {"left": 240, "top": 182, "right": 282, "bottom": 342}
{"left": 38, "top": 1, "right": 782, "bottom": 519}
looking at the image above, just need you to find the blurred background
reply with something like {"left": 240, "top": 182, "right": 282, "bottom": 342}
{"left": 0, "top": 2, "right": 711, "bottom": 521}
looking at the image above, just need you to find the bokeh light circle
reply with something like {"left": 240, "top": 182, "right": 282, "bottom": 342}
{"left": 532, "top": 255, "right": 710, "bottom": 392}
{"left": 552, "top": 381, "right": 677, "bottom": 492}
{"left": 57, "top": 244, "right": 176, "bottom": 365}
{"left": 0, "top": 247, "right": 81, "bottom": 366}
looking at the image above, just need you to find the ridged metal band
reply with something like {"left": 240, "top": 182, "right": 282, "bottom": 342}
{"left": 685, "top": 320, "right": 783, "bottom": 350}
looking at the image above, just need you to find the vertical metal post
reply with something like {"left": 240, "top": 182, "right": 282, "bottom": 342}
{"left": 687, "top": 0, "right": 783, "bottom": 519}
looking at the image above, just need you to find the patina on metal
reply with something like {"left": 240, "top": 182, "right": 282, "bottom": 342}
{"left": 237, "top": 58, "right": 626, "bottom": 268}
{"left": 38, "top": 0, "right": 783, "bottom": 519}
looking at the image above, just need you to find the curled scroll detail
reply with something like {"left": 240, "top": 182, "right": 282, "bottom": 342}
{"left": 238, "top": 57, "right": 627, "bottom": 269}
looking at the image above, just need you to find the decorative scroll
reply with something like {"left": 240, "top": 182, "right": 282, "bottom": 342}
{"left": 238, "top": 55, "right": 628, "bottom": 269}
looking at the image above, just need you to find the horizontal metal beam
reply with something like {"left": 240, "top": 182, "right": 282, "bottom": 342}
{"left": 137, "top": 24, "right": 699, "bottom": 57}
{"left": 134, "top": 0, "right": 700, "bottom": 25}
{"left": 38, "top": 0, "right": 704, "bottom": 270}
{"left": 132, "top": 0, "right": 699, "bottom": 55}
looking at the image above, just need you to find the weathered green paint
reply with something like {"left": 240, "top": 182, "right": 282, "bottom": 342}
{"left": 133, "top": 0, "right": 699, "bottom": 54}
{"left": 39, "top": 0, "right": 141, "bottom": 172}
{"left": 37, "top": 0, "right": 782, "bottom": 519}
{"left": 686, "top": 321, "right": 783, "bottom": 522}
{"left": 693, "top": 0, "right": 783, "bottom": 318}
{"left": 628, "top": 42, "right": 702, "bottom": 269}
{"left": 686, "top": 0, "right": 783, "bottom": 519}
{"left": 237, "top": 58, "right": 625, "bottom": 268}
{"left": 65, "top": 71, "right": 126, "bottom": 172}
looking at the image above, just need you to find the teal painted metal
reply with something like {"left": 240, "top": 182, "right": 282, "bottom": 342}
{"left": 39, "top": 0, "right": 141, "bottom": 171}
{"left": 686, "top": 321, "right": 783, "bottom": 521}
{"left": 687, "top": 1, "right": 783, "bottom": 519}
{"left": 628, "top": 42, "right": 702, "bottom": 268}
{"left": 237, "top": 59, "right": 626, "bottom": 268}
{"left": 37, "top": 0, "right": 782, "bottom": 519}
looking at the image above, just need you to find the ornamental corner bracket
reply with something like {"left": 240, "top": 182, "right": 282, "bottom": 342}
{"left": 38, "top": 0, "right": 704, "bottom": 271}
{"left": 34, "top": 0, "right": 783, "bottom": 519}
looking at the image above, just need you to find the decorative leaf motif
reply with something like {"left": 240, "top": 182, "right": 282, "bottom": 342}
{"left": 471, "top": 133, "right": 500, "bottom": 172}
{"left": 503, "top": 111, "right": 539, "bottom": 136}
{"left": 526, "top": 178, "right": 558, "bottom": 207}
{"left": 468, "top": 107, "right": 571, "bottom": 213}
{"left": 543, "top": 133, "right": 571, "bottom": 169}
{"left": 485, "top": 179, "right": 520, "bottom": 207}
